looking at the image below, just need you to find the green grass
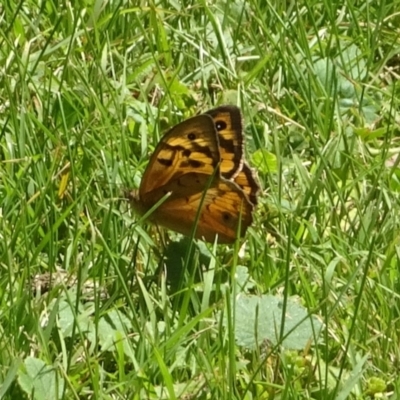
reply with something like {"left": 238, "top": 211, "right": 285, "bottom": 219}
{"left": 1, "top": 0, "right": 400, "bottom": 399}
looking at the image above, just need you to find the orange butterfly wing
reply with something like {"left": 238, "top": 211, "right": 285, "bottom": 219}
{"left": 207, "top": 106, "right": 260, "bottom": 206}
{"left": 129, "top": 106, "right": 259, "bottom": 243}
{"left": 145, "top": 173, "right": 253, "bottom": 243}
{"left": 139, "top": 115, "right": 220, "bottom": 198}
{"left": 205, "top": 106, "right": 244, "bottom": 180}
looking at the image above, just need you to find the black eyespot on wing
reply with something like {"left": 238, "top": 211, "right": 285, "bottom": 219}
{"left": 215, "top": 120, "right": 227, "bottom": 131}
{"left": 221, "top": 211, "right": 232, "bottom": 222}
{"left": 188, "top": 133, "right": 196, "bottom": 140}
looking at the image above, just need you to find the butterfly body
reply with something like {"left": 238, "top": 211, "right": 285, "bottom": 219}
{"left": 129, "top": 106, "right": 259, "bottom": 243}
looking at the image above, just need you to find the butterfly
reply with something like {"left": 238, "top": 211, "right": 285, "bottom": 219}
{"left": 128, "top": 105, "right": 259, "bottom": 244}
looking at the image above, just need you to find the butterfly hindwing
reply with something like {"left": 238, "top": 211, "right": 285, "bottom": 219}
{"left": 146, "top": 173, "right": 253, "bottom": 243}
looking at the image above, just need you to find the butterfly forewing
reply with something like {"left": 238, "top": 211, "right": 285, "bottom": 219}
{"left": 206, "top": 106, "right": 244, "bottom": 180}
{"left": 139, "top": 115, "right": 220, "bottom": 200}
{"left": 207, "top": 106, "right": 260, "bottom": 206}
